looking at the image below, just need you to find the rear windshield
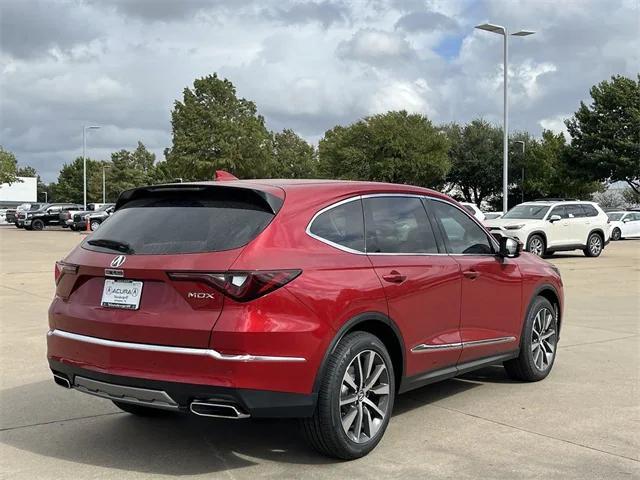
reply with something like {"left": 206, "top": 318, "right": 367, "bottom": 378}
{"left": 84, "top": 189, "right": 276, "bottom": 255}
{"left": 607, "top": 212, "right": 624, "bottom": 221}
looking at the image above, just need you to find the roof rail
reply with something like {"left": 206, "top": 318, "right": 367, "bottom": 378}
{"left": 533, "top": 198, "right": 580, "bottom": 202}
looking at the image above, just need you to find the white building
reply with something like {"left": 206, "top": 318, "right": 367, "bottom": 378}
{"left": 0, "top": 177, "right": 38, "bottom": 207}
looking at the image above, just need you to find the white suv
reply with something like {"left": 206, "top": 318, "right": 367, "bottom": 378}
{"left": 484, "top": 200, "right": 610, "bottom": 257}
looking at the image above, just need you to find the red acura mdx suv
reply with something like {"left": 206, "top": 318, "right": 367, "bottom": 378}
{"left": 48, "top": 179, "right": 563, "bottom": 459}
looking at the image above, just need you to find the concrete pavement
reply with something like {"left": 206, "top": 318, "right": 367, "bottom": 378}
{"left": 1, "top": 226, "right": 638, "bottom": 479}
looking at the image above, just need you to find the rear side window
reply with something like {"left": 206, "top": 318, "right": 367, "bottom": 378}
{"left": 308, "top": 199, "right": 365, "bottom": 252}
{"left": 566, "top": 205, "right": 585, "bottom": 218}
{"left": 85, "top": 188, "right": 277, "bottom": 255}
{"left": 363, "top": 197, "right": 438, "bottom": 253}
{"left": 581, "top": 204, "right": 598, "bottom": 217}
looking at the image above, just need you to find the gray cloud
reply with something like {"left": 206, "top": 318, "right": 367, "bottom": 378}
{"left": 337, "top": 28, "right": 416, "bottom": 66}
{"left": 0, "top": 0, "right": 102, "bottom": 59}
{"left": 266, "top": 1, "right": 350, "bottom": 28}
{"left": 395, "top": 11, "right": 458, "bottom": 33}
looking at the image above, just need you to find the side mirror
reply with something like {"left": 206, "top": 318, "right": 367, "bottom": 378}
{"left": 499, "top": 236, "right": 521, "bottom": 258}
{"left": 623, "top": 217, "right": 631, "bottom": 223}
{"left": 548, "top": 214, "right": 562, "bottom": 223}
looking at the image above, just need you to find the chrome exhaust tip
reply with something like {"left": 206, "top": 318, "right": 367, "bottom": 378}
{"left": 53, "top": 373, "right": 71, "bottom": 389}
{"left": 190, "top": 401, "right": 250, "bottom": 419}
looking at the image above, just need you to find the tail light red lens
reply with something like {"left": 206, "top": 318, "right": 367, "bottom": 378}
{"left": 168, "top": 270, "right": 301, "bottom": 302}
{"left": 54, "top": 261, "right": 78, "bottom": 285}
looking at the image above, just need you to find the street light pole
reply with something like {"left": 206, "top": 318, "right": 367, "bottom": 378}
{"left": 515, "top": 140, "right": 526, "bottom": 203}
{"left": 82, "top": 125, "right": 100, "bottom": 210}
{"left": 475, "top": 24, "right": 535, "bottom": 213}
{"left": 102, "top": 165, "right": 110, "bottom": 204}
{"left": 43, "top": 191, "right": 48, "bottom": 203}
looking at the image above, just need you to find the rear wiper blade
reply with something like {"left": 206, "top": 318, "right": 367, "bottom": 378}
{"left": 87, "top": 238, "right": 135, "bottom": 254}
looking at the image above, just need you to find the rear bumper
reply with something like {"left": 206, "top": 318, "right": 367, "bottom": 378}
{"left": 47, "top": 327, "right": 318, "bottom": 409}
{"left": 49, "top": 359, "right": 317, "bottom": 418}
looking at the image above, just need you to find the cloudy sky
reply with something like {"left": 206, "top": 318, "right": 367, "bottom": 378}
{"left": 1, "top": 0, "right": 638, "bottom": 182}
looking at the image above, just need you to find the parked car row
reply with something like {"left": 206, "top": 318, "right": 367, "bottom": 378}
{"left": 6, "top": 202, "right": 115, "bottom": 231}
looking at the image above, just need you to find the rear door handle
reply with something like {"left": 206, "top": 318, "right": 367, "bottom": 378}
{"left": 463, "top": 270, "right": 480, "bottom": 280}
{"left": 382, "top": 270, "right": 406, "bottom": 283}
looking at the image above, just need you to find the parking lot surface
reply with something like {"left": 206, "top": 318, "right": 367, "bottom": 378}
{"left": 1, "top": 226, "right": 638, "bottom": 479}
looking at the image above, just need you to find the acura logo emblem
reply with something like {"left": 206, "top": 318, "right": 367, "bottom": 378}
{"left": 110, "top": 255, "right": 126, "bottom": 268}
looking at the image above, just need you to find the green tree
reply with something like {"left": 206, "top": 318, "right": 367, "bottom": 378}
{"left": 318, "top": 110, "right": 450, "bottom": 187}
{"left": 165, "top": 74, "right": 275, "bottom": 181}
{"left": 53, "top": 157, "right": 103, "bottom": 204}
{"left": 0, "top": 146, "right": 19, "bottom": 184}
{"left": 272, "top": 129, "right": 317, "bottom": 178}
{"left": 105, "top": 142, "right": 157, "bottom": 201}
{"left": 443, "top": 119, "right": 502, "bottom": 205}
{"left": 565, "top": 75, "right": 640, "bottom": 193}
{"left": 16, "top": 165, "right": 37, "bottom": 177}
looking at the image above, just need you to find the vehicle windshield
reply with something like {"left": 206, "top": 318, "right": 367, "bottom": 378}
{"left": 607, "top": 213, "right": 624, "bottom": 221}
{"left": 29, "top": 203, "right": 45, "bottom": 211}
{"left": 502, "top": 204, "right": 550, "bottom": 219}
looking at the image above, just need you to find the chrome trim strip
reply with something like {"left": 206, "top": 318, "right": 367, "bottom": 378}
{"left": 48, "top": 329, "right": 306, "bottom": 363}
{"left": 463, "top": 336, "right": 516, "bottom": 347}
{"left": 411, "top": 336, "right": 517, "bottom": 353}
{"left": 411, "top": 342, "right": 462, "bottom": 352}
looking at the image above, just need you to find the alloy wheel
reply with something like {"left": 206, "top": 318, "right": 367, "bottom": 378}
{"left": 612, "top": 229, "right": 621, "bottom": 241}
{"left": 340, "top": 350, "right": 390, "bottom": 444}
{"left": 90, "top": 221, "right": 100, "bottom": 231}
{"left": 589, "top": 235, "right": 602, "bottom": 255}
{"left": 528, "top": 237, "right": 544, "bottom": 256}
{"left": 531, "top": 307, "right": 556, "bottom": 371}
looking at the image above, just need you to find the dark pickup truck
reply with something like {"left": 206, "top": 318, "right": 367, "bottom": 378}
{"left": 22, "top": 203, "right": 82, "bottom": 230}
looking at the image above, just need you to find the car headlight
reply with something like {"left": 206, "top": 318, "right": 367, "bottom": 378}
{"left": 504, "top": 224, "right": 525, "bottom": 230}
{"left": 26, "top": 213, "right": 33, "bottom": 218}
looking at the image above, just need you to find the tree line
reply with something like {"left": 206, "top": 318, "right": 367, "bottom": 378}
{"left": 2, "top": 73, "right": 638, "bottom": 208}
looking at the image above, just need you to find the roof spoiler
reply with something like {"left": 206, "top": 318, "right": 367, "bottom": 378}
{"left": 115, "top": 183, "right": 283, "bottom": 214}
{"left": 215, "top": 170, "right": 238, "bottom": 181}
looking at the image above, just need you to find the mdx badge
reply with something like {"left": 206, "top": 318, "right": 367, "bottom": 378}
{"left": 188, "top": 292, "right": 215, "bottom": 299}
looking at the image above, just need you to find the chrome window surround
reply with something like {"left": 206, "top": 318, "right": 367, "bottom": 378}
{"left": 411, "top": 336, "right": 516, "bottom": 353}
{"left": 48, "top": 329, "right": 306, "bottom": 363}
{"left": 305, "top": 193, "right": 499, "bottom": 256}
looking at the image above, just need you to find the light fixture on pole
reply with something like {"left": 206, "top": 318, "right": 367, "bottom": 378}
{"left": 475, "top": 23, "right": 535, "bottom": 213}
{"left": 514, "top": 140, "right": 526, "bottom": 203}
{"left": 82, "top": 125, "right": 100, "bottom": 210}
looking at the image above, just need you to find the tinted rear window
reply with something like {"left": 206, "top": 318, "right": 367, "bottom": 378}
{"left": 308, "top": 199, "right": 365, "bottom": 252}
{"left": 84, "top": 189, "right": 276, "bottom": 255}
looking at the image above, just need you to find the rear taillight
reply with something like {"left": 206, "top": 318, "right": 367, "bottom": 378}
{"left": 54, "top": 261, "right": 78, "bottom": 285}
{"left": 168, "top": 270, "right": 301, "bottom": 302}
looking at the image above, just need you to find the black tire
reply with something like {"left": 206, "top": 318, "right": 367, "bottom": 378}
{"left": 526, "top": 234, "right": 545, "bottom": 257}
{"left": 302, "top": 331, "right": 395, "bottom": 460}
{"left": 583, "top": 232, "right": 603, "bottom": 257}
{"left": 112, "top": 401, "right": 176, "bottom": 417}
{"left": 31, "top": 219, "right": 45, "bottom": 231}
{"left": 611, "top": 228, "right": 621, "bottom": 241}
{"left": 90, "top": 219, "right": 101, "bottom": 231}
{"left": 70, "top": 225, "right": 78, "bottom": 231}
{"left": 504, "top": 296, "right": 558, "bottom": 382}
{"left": 15, "top": 223, "right": 21, "bottom": 228}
